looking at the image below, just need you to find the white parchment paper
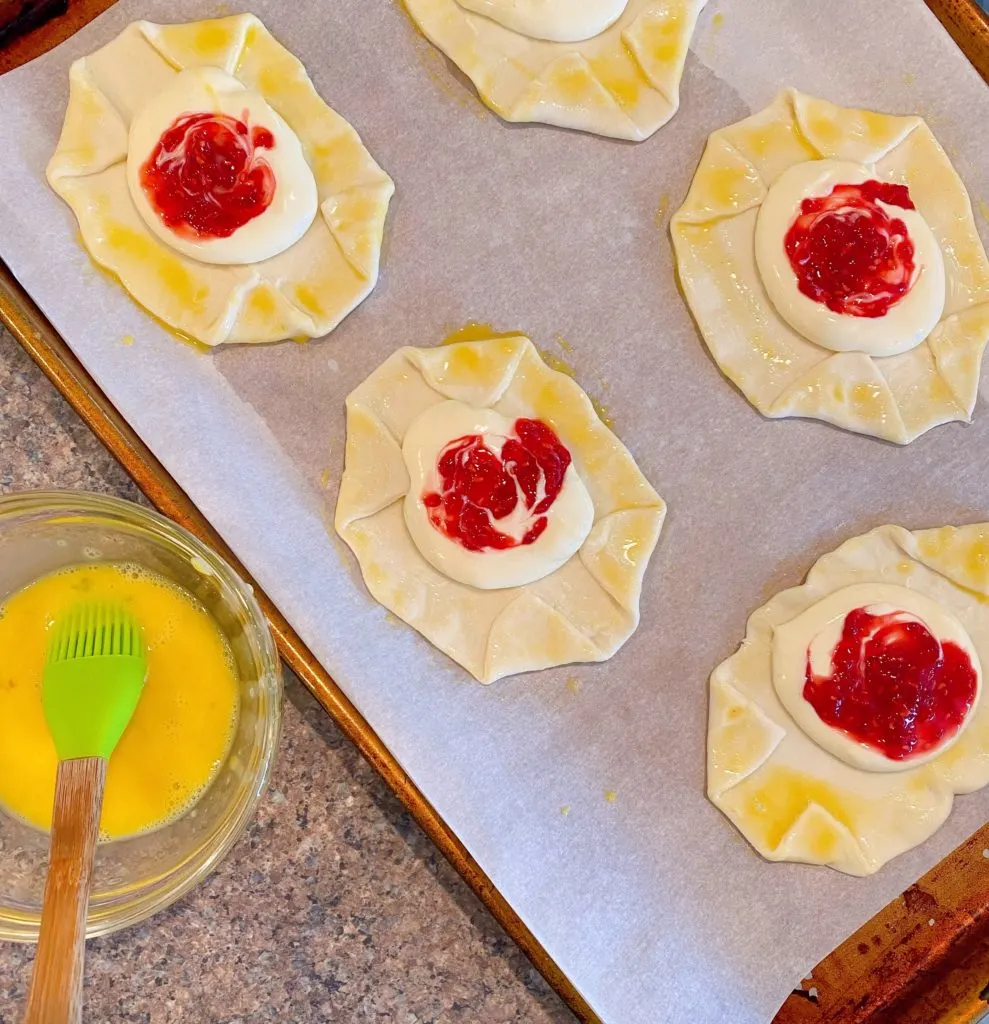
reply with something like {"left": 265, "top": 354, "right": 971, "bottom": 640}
{"left": 1, "top": 1, "right": 989, "bottom": 1020}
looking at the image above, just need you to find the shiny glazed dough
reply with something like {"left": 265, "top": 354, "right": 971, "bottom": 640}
{"left": 708, "top": 523, "right": 989, "bottom": 876}
{"left": 403, "top": 0, "right": 708, "bottom": 141}
{"left": 672, "top": 88, "right": 989, "bottom": 443}
{"left": 46, "top": 15, "right": 394, "bottom": 346}
{"left": 456, "top": 0, "right": 629, "bottom": 42}
{"left": 335, "top": 334, "right": 667, "bottom": 683}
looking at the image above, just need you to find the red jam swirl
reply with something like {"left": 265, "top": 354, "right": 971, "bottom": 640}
{"left": 803, "top": 607, "right": 978, "bottom": 761}
{"left": 423, "top": 419, "right": 571, "bottom": 552}
{"left": 140, "top": 112, "right": 276, "bottom": 239}
{"left": 784, "top": 180, "right": 917, "bottom": 319}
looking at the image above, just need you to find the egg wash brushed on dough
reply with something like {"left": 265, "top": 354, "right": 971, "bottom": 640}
{"left": 442, "top": 321, "right": 521, "bottom": 345}
{"left": 87, "top": 255, "right": 209, "bottom": 352}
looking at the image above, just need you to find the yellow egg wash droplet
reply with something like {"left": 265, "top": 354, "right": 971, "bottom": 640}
{"left": 654, "top": 192, "right": 670, "bottom": 230}
{"left": 545, "top": 336, "right": 615, "bottom": 428}
{"left": 538, "top": 348, "right": 578, "bottom": 379}
{"left": 554, "top": 333, "right": 574, "bottom": 355}
{"left": 591, "top": 396, "right": 615, "bottom": 429}
{"left": 0, "top": 563, "right": 239, "bottom": 840}
{"left": 441, "top": 321, "right": 520, "bottom": 346}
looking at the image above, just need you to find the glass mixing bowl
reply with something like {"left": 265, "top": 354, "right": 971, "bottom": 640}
{"left": 0, "top": 491, "right": 282, "bottom": 941}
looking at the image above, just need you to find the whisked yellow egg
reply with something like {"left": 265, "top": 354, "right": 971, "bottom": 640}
{"left": 0, "top": 562, "right": 239, "bottom": 839}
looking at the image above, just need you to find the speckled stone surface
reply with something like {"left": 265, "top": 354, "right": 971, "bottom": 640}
{"left": 0, "top": 326, "right": 575, "bottom": 1024}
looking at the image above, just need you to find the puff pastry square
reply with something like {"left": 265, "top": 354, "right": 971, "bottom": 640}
{"left": 335, "top": 333, "right": 667, "bottom": 682}
{"left": 47, "top": 15, "right": 394, "bottom": 346}
{"left": 709, "top": 523, "right": 989, "bottom": 875}
{"left": 403, "top": 0, "right": 708, "bottom": 141}
{"left": 672, "top": 89, "right": 989, "bottom": 443}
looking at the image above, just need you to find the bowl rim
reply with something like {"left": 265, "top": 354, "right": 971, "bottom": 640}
{"left": 0, "top": 489, "right": 283, "bottom": 941}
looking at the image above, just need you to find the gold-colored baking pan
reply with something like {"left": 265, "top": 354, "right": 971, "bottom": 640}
{"left": 2, "top": 3, "right": 989, "bottom": 1021}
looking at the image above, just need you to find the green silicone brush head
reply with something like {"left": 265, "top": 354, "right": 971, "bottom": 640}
{"left": 43, "top": 602, "right": 149, "bottom": 762}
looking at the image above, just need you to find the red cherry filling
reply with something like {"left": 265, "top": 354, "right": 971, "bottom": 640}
{"left": 140, "top": 111, "right": 276, "bottom": 239}
{"left": 423, "top": 419, "right": 571, "bottom": 552}
{"left": 784, "top": 180, "right": 917, "bottom": 318}
{"left": 803, "top": 607, "right": 977, "bottom": 760}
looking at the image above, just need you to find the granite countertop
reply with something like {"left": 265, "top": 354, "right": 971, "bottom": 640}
{"left": 0, "top": 325, "right": 575, "bottom": 1023}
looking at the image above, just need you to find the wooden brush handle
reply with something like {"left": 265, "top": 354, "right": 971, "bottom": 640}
{"left": 24, "top": 757, "right": 106, "bottom": 1024}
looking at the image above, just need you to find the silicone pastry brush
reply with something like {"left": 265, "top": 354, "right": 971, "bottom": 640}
{"left": 24, "top": 602, "right": 148, "bottom": 1024}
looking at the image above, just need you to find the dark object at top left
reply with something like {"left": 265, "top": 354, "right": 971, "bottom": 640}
{"left": 0, "top": 0, "right": 69, "bottom": 46}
